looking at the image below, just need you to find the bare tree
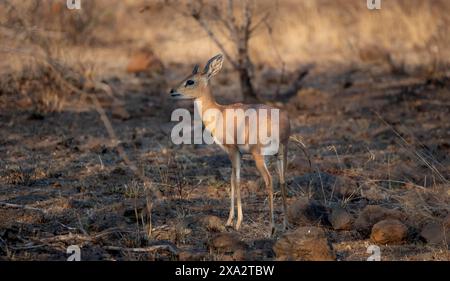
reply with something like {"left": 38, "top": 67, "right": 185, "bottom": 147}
{"left": 165, "top": 0, "right": 269, "bottom": 102}
{"left": 153, "top": 0, "right": 311, "bottom": 103}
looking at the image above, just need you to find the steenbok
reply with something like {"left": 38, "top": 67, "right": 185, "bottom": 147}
{"left": 170, "top": 54, "right": 291, "bottom": 235}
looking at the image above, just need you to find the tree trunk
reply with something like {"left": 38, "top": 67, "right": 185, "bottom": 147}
{"left": 238, "top": 66, "right": 258, "bottom": 103}
{"left": 237, "top": 38, "right": 259, "bottom": 103}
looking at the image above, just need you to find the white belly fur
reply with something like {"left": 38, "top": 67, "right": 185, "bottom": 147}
{"left": 212, "top": 136, "right": 251, "bottom": 154}
{"left": 237, "top": 144, "right": 251, "bottom": 154}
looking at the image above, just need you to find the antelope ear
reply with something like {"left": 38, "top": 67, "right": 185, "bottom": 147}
{"left": 203, "top": 54, "right": 223, "bottom": 79}
{"left": 192, "top": 64, "right": 200, "bottom": 75}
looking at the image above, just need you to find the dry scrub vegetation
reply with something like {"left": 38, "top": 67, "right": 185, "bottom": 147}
{"left": 0, "top": 0, "right": 449, "bottom": 261}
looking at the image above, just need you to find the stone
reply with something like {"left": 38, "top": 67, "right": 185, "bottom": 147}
{"left": 112, "top": 105, "right": 130, "bottom": 120}
{"left": 370, "top": 219, "right": 408, "bottom": 244}
{"left": 208, "top": 233, "right": 246, "bottom": 254}
{"left": 420, "top": 221, "right": 450, "bottom": 246}
{"left": 287, "top": 197, "right": 329, "bottom": 226}
{"left": 126, "top": 48, "right": 164, "bottom": 75}
{"left": 200, "top": 215, "right": 225, "bottom": 232}
{"left": 273, "top": 226, "right": 335, "bottom": 261}
{"left": 178, "top": 250, "right": 207, "bottom": 261}
{"left": 329, "top": 207, "right": 353, "bottom": 230}
{"left": 232, "top": 249, "right": 247, "bottom": 261}
{"left": 354, "top": 205, "right": 406, "bottom": 235}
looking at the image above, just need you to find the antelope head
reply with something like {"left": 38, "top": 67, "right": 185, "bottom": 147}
{"left": 169, "top": 54, "right": 223, "bottom": 100}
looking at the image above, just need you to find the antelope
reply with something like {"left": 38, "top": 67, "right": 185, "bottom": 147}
{"left": 169, "top": 54, "right": 291, "bottom": 235}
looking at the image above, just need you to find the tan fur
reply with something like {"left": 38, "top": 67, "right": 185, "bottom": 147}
{"left": 170, "top": 54, "right": 291, "bottom": 235}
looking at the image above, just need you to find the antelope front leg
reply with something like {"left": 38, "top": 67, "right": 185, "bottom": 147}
{"left": 226, "top": 149, "right": 241, "bottom": 227}
{"left": 235, "top": 153, "right": 242, "bottom": 230}
{"left": 226, "top": 170, "right": 235, "bottom": 227}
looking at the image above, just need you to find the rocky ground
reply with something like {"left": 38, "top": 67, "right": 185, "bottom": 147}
{"left": 0, "top": 54, "right": 449, "bottom": 261}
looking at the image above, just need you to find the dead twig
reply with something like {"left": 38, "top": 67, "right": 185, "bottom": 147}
{"left": 290, "top": 135, "right": 312, "bottom": 170}
{"left": 37, "top": 227, "right": 126, "bottom": 244}
{"left": 0, "top": 201, "right": 46, "bottom": 214}
{"left": 104, "top": 244, "right": 178, "bottom": 256}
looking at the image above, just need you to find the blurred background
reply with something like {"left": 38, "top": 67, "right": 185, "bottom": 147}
{"left": 1, "top": 0, "right": 449, "bottom": 105}
{"left": 0, "top": 0, "right": 449, "bottom": 261}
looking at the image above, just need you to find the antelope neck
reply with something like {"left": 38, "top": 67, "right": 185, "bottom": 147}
{"left": 194, "top": 85, "right": 222, "bottom": 118}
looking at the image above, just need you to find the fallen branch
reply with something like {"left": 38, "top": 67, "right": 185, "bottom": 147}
{"left": 9, "top": 244, "right": 47, "bottom": 251}
{"left": 0, "top": 201, "right": 46, "bottom": 214}
{"left": 104, "top": 244, "right": 178, "bottom": 256}
{"left": 39, "top": 234, "right": 93, "bottom": 243}
{"left": 37, "top": 227, "right": 126, "bottom": 244}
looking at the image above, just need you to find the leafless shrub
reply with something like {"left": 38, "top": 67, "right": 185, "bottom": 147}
{"left": 0, "top": 62, "right": 84, "bottom": 114}
{"left": 161, "top": 0, "right": 265, "bottom": 102}
{"left": 1, "top": 0, "right": 112, "bottom": 45}
{"left": 0, "top": 1, "right": 90, "bottom": 113}
{"left": 160, "top": 0, "right": 310, "bottom": 102}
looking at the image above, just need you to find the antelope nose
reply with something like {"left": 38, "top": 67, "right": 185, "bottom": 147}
{"left": 170, "top": 89, "right": 175, "bottom": 94}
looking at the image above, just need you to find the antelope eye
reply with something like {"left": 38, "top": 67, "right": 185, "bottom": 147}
{"left": 185, "top": 80, "right": 195, "bottom": 86}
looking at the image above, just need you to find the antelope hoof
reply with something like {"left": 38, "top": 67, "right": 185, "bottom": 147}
{"left": 226, "top": 218, "right": 234, "bottom": 227}
{"left": 235, "top": 220, "right": 242, "bottom": 231}
{"left": 270, "top": 225, "right": 276, "bottom": 237}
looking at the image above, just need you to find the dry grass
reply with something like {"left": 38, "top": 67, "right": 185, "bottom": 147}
{"left": 0, "top": 0, "right": 449, "bottom": 261}
{"left": 125, "top": 0, "right": 450, "bottom": 68}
